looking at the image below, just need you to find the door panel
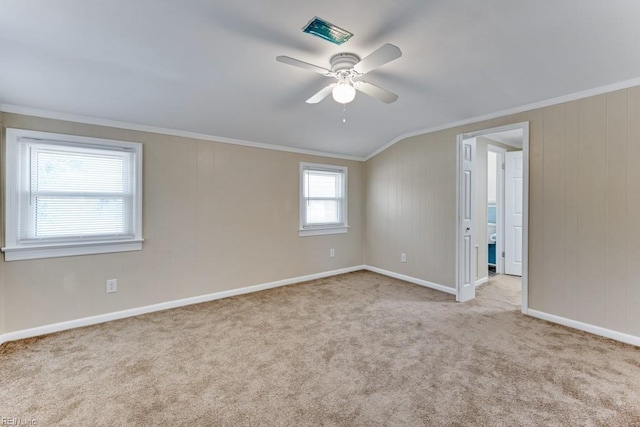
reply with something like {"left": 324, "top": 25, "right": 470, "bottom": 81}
{"left": 458, "top": 137, "right": 476, "bottom": 302}
{"left": 505, "top": 151, "right": 523, "bottom": 276}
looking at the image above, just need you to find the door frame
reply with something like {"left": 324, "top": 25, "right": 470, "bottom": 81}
{"left": 456, "top": 122, "right": 530, "bottom": 314}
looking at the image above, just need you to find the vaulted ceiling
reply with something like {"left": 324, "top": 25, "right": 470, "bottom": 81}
{"left": 2, "top": 1, "right": 640, "bottom": 158}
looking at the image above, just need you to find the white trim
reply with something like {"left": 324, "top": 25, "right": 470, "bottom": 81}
{"left": 3, "top": 128, "right": 144, "bottom": 261}
{"left": 5, "top": 77, "right": 640, "bottom": 163}
{"left": 456, "top": 136, "right": 461, "bottom": 301}
{"left": 521, "top": 124, "right": 530, "bottom": 314}
{"left": 455, "top": 122, "right": 529, "bottom": 314}
{"left": 2, "top": 240, "right": 143, "bottom": 261}
{"left": 0, "top": 104, "right": 364, "bottom": 162}
{"left": 365, "top": 76, "right": 640, "bottom": 160}
{"left": 299, "top": 162, "right": 349, "bottom": 236}
{"left": 475, "top": 276, "right": 489, "bottom": 287}
{"left": 456, "top": 122, "right": 529, "bottom": 314}
{"left": 0, "top": 265, "right": 366, "bottom": 346}
{"left": 364, "top": 265, "right": 456, "bottom": 295}
{"left": 299, "top": 227, "right": 348, "bottom": 237}
{"left": 461, "top": 122, "right": 528, "bottom": 140}
{"left": 527, "top": 309, "right": 640, "bottom": 347}
{"left": 3, "top": 265, "right": 637, "bottom": 348}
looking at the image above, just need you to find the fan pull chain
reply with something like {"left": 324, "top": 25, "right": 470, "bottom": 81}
{"left": 342, "top": 104, "right": 347, "bottom": 123}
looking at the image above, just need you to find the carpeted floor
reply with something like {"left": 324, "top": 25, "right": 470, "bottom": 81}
{"left": 1, "top": 271, "right": 639, "bottom": 426}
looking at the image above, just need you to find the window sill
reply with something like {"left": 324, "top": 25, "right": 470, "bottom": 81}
{"left": 1, "top": 239, "right": 144, "bottom": 261}
{"left": 299, "top": 226, "right": 348, "bottom": 237}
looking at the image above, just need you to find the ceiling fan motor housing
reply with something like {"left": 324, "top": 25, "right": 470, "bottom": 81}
{"left": 330, "top": 53, "right": 361, "bottom": 74}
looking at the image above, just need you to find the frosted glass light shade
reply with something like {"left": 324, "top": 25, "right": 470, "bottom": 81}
{"left": 332, "top": 82, "right": 356, "bottom": 104}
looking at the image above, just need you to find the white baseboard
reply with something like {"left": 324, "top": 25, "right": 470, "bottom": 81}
{"left": 364, "top": 265, "right": 456, "bottom": 295}
{"left": 475, "top": 276, "right": 489, "bottom": 287}
{"left": 0, "top": 265, "right": 366, "bottom": 346}
{"left": 6, "top": 267, "right": 634, "bottom": 348}
{"left": 527, "top": 309, "right": 640, "bottom": 347}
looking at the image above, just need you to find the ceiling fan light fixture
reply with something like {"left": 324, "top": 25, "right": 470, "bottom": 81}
{"left": 332, "top": 81, "right": 356, "bottom": 104}
{"left": 277, "top": 43, "right": 401, "bottom": 105}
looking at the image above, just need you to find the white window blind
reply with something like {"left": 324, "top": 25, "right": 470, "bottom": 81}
{"left": 3, "top": 129, "right": 143, "bottom": 261}
{"left": 300, "top": 163, "right": 348, "bottom": 236}
{"left": 22, "top": 142, "right": 135, "bottom": 240}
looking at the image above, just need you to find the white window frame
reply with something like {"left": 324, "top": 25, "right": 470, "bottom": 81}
{"left": 2, "top": 128, "right": 143, "bottom": 261}
{"left": 299, "top": 162, "right": 348, "bottom": 237}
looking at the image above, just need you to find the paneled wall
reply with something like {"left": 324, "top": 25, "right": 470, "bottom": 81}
{"left": 538, "top": 90, "right": 640, "bottom": 334}
{"left": 366, "top": 87, "right": 640, "bottom": 336}
{"left": 365, "top": 130, "right": 458, "bottom": 287}
{"left": 3, "top": 86, "right": 640, "bottom": 339}
{"left": 0, "top": 113, "right": 365, "bottom": 334}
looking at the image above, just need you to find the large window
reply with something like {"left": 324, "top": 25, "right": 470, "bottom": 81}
{"left": 3, "top": 129, "right": 143, "bottom": 261}
{"left": 299, "top": 163, "right": 348, "bottom": 236}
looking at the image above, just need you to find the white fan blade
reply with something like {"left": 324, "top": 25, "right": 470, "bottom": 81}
{"left": 306, "top": 83, "right": 336, "bottom": 104}
{"left": 353, "top": 44, "right": 402, "bottom": 75}
{"left": 354, "top": 81, "right": 399, "bottom": 103}
{"left": 276, "top": 56, "right": 333, "bottom": 76}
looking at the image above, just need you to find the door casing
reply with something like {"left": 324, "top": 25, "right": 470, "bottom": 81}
{"left": 456, "top": 122, "right": 530, "bottom": 314}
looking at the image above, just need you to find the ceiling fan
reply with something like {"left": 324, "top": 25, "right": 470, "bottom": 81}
{"left": 276, "top": 43, "right": 402, "bottom": 105}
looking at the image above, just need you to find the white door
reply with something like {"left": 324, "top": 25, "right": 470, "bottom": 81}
{"left": 457, "top": 137, "right": 476, "bottom": 302}
{"left": 505, "top": 151, "right": 523, "bottom": 276}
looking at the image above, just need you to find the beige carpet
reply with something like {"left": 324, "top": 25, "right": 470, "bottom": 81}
{"left": 1, "top": 271, "right": 639, "bottom": 426}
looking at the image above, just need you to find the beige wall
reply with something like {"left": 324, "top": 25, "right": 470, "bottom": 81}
{"left": 364, "top": 130, "right": 458, "bottom": 287}
{"left": 0, "top": 113, "right": 365, "bottom": 334}
{"left": 474, "top": 137, "right": 519, "bottom": 281}
{"left": 4, "top": 86, "right": 640, "bottom": 339}
{"left": 365, "top": 86, "right": 640, "bottom": 336}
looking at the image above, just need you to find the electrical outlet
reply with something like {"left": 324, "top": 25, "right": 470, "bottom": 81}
{"left": 106, "top": 279, "right": 118, "bottom": 293}
{"left": 330, "top": 248, "right": 335, "bottom": 257}
{"left": 401, "top": 253, "right": 407, "bottom": 263}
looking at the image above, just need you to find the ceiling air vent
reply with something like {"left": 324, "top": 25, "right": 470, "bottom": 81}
{"left": 302, "top": 17, "right": 353, "bottom": 45}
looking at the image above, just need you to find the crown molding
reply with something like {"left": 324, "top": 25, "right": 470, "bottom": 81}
{"left": 0, "top": 104, "right": 365, "bottom": 162}
{"left": 4, "top": 75, "right": 640, "bottom": 163}
{"left": 365, "top": 76, "right": 640, "bottom": 161}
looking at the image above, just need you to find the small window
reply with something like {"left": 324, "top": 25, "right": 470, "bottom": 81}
{"left": 3, "top": 129, "right": 143, "bottom": 261}
{"left": 299, "top": 163, "right": 348, "bottom": 237}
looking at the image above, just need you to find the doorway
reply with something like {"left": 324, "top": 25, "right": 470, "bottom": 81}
{"left": 486, "top": 145, "right": 505, "bottom": 278}
{"left": 456, "top": 122, "right": 529, "bottom": 314}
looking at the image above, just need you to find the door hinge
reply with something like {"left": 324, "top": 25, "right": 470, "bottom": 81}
{"left": 502, "top": 163, "right": 505, "bottom": 170}
{"left": 502, "top": 251, "right": 505, "bottom": 257}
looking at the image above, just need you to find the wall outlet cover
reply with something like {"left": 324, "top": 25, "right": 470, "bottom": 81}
{"left": 106, "top": 279, "right": 118, "bottom": 293}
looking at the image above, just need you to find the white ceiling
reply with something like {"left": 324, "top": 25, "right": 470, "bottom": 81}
{"left": 2, "top": 1, "right": 640, "bottom": 158}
